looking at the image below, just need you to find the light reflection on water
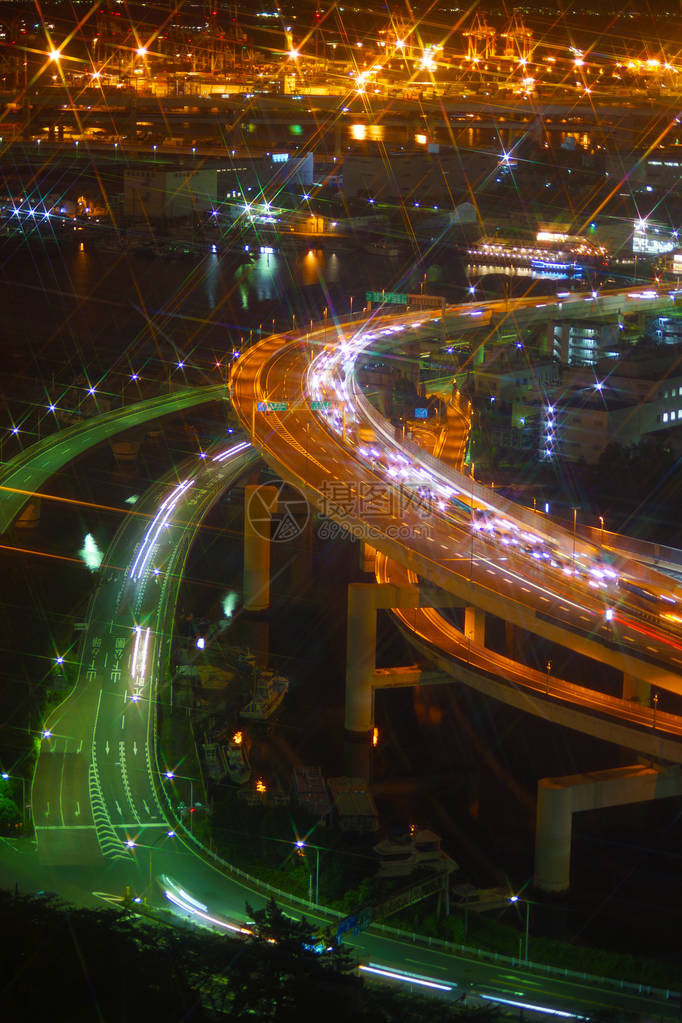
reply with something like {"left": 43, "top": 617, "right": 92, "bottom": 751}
{"left": 206, "top": 246, "right": 343, "bottom": 303}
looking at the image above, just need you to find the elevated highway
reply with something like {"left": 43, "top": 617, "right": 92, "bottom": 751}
{"left": 230, "top": 288, "right": 682, "bottom": 754}
{"left": 33, "top": 439, "right": 256, "bottom": 864}
{"left": 0, "top": 385, "right": 226, "bottom": 533}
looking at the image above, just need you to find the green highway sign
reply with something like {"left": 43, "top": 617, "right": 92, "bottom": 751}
{"left": 311, "top": 400, "right": 331, "bottom": 411}
{"left": 261, "top": 401, "right": 288, "bottom": 412}
{"left": 366, "top": 290, "right": 408, "bottom": 305}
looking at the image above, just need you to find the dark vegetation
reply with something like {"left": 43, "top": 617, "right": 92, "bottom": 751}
{"left": 0, "top": 891, "right": 499, "bottom": 1022}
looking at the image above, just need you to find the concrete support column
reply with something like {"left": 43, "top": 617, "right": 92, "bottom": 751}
{"left": 111, "top": 439, "right": 141, "bottom": 462}
{"left": 622, "top": 673, "right": 651, "bottom": 705}
{"left": 345, "top": 585, "right": 378, "bottom": 736}
{"left": 464, "top": 605, "right": 486, "bottom": 646}
{"left": 16, "top": 499, "right": 41, "bottom": 529}
{"left": 504, "top": 620, "right": 517, "bottom": 659}
{"left": 534, "top": 764, "right": 682, "bottom": 893}
{"left": 243, "top": 485, "right": 277, "bottom": 612}
{"left": 534, "top": 779, "right": 575, "bottom": 894}
{"left": 361, "top": 543, "right": 377, "bottom": 574}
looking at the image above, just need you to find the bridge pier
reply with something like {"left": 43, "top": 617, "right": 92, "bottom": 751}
{"left": 345, "top": 581, "right": 462, "bottom": 777}
{"left": 534, "top": 763, "right": 682, "bottom": 893}
{"left": 111, "top": 439, "right": 141, "bottom": 462}
{"left": 622, "top": 673, "right": 651, "bottom": 705}
{"left": 243, "top": 484, "right": 278, "bottom": 611}
{"left": 361, "top": 542, "right": 377, "bottom": 574}
{"left": 464, "top": 605, "right": 486, "bottom": 646}
{"left": 15, "top": 498, "right": 41, "bottom": 529}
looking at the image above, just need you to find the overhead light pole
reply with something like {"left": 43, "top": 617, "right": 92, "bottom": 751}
{"left": 509, "top": 894, "right": 530, "bottom": 961}
{"left": 295, "top": 839, "right": 320, "bottom": 903}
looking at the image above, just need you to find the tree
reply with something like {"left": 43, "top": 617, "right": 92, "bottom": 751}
{"left": 0, "top": 790, "right": 20, "bottom": 830}
{"left": 225, "top": 898, "right": 361, "bottom": 1022}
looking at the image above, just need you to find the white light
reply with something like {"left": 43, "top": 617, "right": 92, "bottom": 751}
{"left": 480, "top": 993, "right": 582, "bottom": 1018}
{"left": 196, "top": 637, "right": 206, "bottom": 650}
{"left": 359, "top": 964, "right": 452, "bottom": 992}
{"left": 163, "top": 889, "right": 245, "bottom": 933}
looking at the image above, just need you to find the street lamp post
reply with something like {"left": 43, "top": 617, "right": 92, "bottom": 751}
{"left": 509, "top": 895, "right": 530, "bottom": 961}
{"left": 127, "top": 830, "right": 176, "bottom": 899}
{"left": 164, "top": 770, "right": 195, "bottom": 830}
{"left": 469, "top": 465, "right": 475, "bottom": 584}
{"left": 545, "top": 660, "right": 551, "bottom": 696}
{"left": 572, "top": 507, "right": 578, "bottom": 567}
{"left": 599, "top": 515, "right": 605, "bottom": 545}
{"left": 653, "top": 692, "right": 659, "bottom": 729}
{"left": 295, "top": 839, "right": 320, "bottom": 903}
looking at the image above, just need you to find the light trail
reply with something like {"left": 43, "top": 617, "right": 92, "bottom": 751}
{"left": 479, "top": 992, "right": 587, "bottom": 1018}
{"left": 359, "top": 963, "right": 453, "bottom": 992}
{"left": 129, "top": 478, "right": 194, "bottom": 581}
{"left": 212, "top": 439, "right": 251, "bottom": 463}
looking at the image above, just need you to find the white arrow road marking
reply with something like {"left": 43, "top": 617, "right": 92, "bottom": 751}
{"left": 132, "top": 740, "right": 138, "bottom": 756}
{"left": 45, "top": 801, "right": 50, "bottom": 817}
{"left": 74, "top": 801, "right": 80, "bottom": 817}
{"left": 105, "top": 741, "right": 110, "bottom": 755}
{"left": 77, "top": 739, "right": 83, "bottom": 754}
{"left": 143, "top": 800, "right": 150, "bottom": 815}
{"left": 115, "top": 801, "right": 123, "bottom": 816}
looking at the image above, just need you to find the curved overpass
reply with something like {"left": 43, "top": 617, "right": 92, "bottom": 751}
{"left": 377, "top": 385, "right": 682, "bottom": 761}
{"left": 33, "top": 438, "right": 256, "bottom": 865}
{"left": 230, "top": 291, "right": 682, "bottom": 754}
{"left": 0, "top": 385, "right": 226, "bottom": 533}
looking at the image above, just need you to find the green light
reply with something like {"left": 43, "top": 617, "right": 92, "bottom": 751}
{"left": 222, "top": 591, "right": 238, "bottom": 618}
{"left": 289, "top": 124, "right": 303, "bottom": 136}
{"left": 78, "top": 533, "right": 103, "bottom": 571}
